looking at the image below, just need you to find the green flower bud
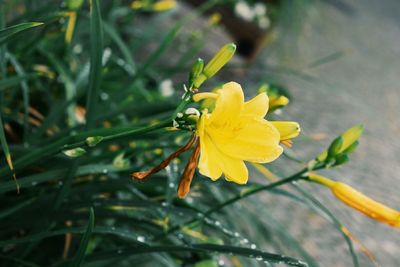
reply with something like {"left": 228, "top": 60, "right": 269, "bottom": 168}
{"left": 193, "top": 43, "right": 236, "bottom": 88}
{"left": 334, "top": 153, "right": 350, "bottom": 166}
{"left": 189, "top": 58, "right": 204, "bottom": 87}
{"left": 342, "top": 141, "right": 359, "bottom": 154}
{"left": 203, "top": 43, "right": 236, "bottom": 77}
{"left": 63, "top": 147, "right": 86, "bottom": 157}
{"left": 327, "top": 136, "right": 343, "bottom": 158}
{"left": 339, "top": 124, "right": 364, "bottom": 153}
{"left": 86, "top": 136, "right": 103, "bottom": 147}
{"left": 317, "top": 124, "right": 364, "bottom": 162}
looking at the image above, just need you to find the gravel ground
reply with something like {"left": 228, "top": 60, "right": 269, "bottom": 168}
{"left": 244, "top": 0, "right": 400, "bottom": 266}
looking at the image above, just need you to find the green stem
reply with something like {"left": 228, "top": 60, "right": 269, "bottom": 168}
{"left": 0, "top": 119, "right": 171, "bottom": 178}
{"left": 155, "top": 169, "right": 308, "bottom": 240}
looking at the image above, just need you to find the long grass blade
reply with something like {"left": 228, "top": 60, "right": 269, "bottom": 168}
{"left": 69, "top": 207, "right": 95, "bottom": 267}
{"left": 0, "top": 22, "right": 43, "bottom": 45}
{"left": 85, "top": 0, "right": 104, "bottom": 128}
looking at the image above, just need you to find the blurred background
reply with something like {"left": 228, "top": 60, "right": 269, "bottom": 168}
{"left": 1, "top": 0, "right": 399, "bottom": 266}
{"left": 184, "top": 0, "right": 400, "bottom": 265}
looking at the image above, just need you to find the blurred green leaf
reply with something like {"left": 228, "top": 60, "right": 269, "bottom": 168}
{"left": 69, "top": 207, "right": 95, "bottom": 267}
{"left": 0, "top": 22, "right": 43, "bottom": 45}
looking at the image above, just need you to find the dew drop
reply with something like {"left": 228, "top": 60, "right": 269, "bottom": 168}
{"left": 137, "top": 236, "right": 145, "bottom": 242}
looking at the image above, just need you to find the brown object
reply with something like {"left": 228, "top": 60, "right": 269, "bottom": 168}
{"left": 186, "top": 0, "right": 272, "bottom": 60}
{"left": 177, "top": 141, "right": 201, "bottom": 199}
{"left": 131, "top": 134, "right": 197, "bottom": 180}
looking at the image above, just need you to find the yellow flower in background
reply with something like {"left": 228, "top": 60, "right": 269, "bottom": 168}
{"left": 309, "top": 173, "right": 400, "bottom": 227}
{"left": 130, "top": 0, "right": 176, "bottom": 12}
{"left": 193, "top": 82, "right": 300, "bottom": 184}
{"left": 257, "top": 83, "right": 290, "bottom": 112}
{"left": 152, "top": 0, "right": 176, "bottom": 12}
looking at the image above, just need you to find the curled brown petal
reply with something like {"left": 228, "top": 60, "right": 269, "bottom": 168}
{"left": 131, "top": 134, "right": 197, "bottom": 180}
{"left": 177, "top": 141, "right": 200, "bottom": 199}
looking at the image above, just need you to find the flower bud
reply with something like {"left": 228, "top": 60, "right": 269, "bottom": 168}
{"left": 339, "top": 124, "right": 364, "bottom": 153}
{"left": 308, "top": 173, "right": 400, "bottom": 227}
{"left": 193, "top": 43, "right": 236, "bottom": 88}
{"left": 332, "top": 182, "right": 400, "bottom": 227}
{"left": 86, "top": 136, "right": 103, "bottom": 147}
{"left": 63, "top": 147, "right": 86, "bottom": 157}
{"left": 327, "top": 136, "right": 343, "bottom": 158}
{"left": 334, "top": 153, "right": 349, "bottom": 166}
{"left": 189, "top": 58, "right": 204, "bottom": 87}
{"left": 317, "top": 124, "right": 364, "bottom": 162}
{"left": 258, "top": 83, "right": 290, "bottom": 112}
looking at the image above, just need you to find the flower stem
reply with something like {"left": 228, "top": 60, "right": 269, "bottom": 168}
{"left": 155, "top": 168, "right": 308, "bottom": 241}
{"left": 0, "top": 119, "right": 172, "bottom": 178}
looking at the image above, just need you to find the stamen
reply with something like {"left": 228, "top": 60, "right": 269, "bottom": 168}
{"left": 281, "top": 139, "right": 293, "bottom": 148}
{"left": 192, "top": 92, "right": 218, "bottom": 102}
{"left": 131, "top": 134, "right": 197, "bottom": 180}
{"left": 177, "top": 141, "right": 200, "bottom": 199}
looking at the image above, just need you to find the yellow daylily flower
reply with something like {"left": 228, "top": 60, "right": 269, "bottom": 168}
{"left": 193, "top": 82, "right": 300, "bottom": 184}
{"left": 152, "top": 0, "right": 176, "bottom": 12}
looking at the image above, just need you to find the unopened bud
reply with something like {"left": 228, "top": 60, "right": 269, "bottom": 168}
{"left": 86, "top": 136, "right": 103, "bottom": 147}
{"left": 328, "top": 136, "right": 343, "bottom": 158}
{"left": 193, "top": 43, "right": 236, "bottom": 88}
{"left": 63, "top": 147, "right": 86, "bottom": 157}
{"left": 189, "top": 58, "right": 204, "bottom": 87}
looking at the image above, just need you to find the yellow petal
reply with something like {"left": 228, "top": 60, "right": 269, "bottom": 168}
{"left": 243, "top": 93, "right": 269, "bottom": 118}
{"left": 209, "top": 82, "right": 244, "bottom": 126}
{"left": 220, "top": 156, "right": 248, "bottom": 184}
{"left": 197, "top": 116, "right": 222, "bottom": 180}
{"left": 271, "top": 121, "right": 301, "bottom": 140}
{"left": 210, "top": 118, "right": 283, "bottom": 163}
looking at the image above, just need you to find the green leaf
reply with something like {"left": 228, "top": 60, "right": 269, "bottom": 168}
{"left": 0, "top": 113, "right": 19, "bottom": 192}
{"left": 69, "top": 207, "right": 95, "bottom": 267}
{"left": 85, "top": 0, "right": 104, "bottom": 128}
{"left": 83, "top": 244, "right": 308, "bottom": 267}
{"left": 0, "top": 74, "right": 39, "bottom": 91}
{"left": 195, "top": 244, "right": 308, "bottom": 266}
{"left": 0, "top": 22, "right": 44, "bottom": 45}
